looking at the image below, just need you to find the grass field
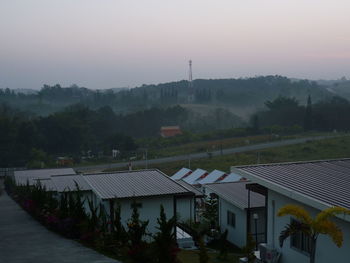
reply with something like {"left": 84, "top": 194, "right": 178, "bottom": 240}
{"left": 112, "top": 135, "right": 350, "bottom": 175}
{"left": 147, "top": 134, "right": 297, "bottom": 159}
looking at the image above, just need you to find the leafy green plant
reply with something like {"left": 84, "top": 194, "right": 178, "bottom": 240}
{"left": 154, "top": 205, "right": 179, "bottom": 263}
{"left": 216, "top": 230, "right": 229, "bottom": 260}
{"left": 126, "top": 200, "right": 150, "bottom": 263}
{"left": 241, "top": 232, "right": 256, "bottom": 263}
{"left": 197, "top": 236, "right": 209, "bottom": 263}
{"left": 202, "top": 194, "right": 218, "bottom": 229}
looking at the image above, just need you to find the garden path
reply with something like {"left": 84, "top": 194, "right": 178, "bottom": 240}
{"left": 0, "top": 185, "right": 121, "bottom": 263}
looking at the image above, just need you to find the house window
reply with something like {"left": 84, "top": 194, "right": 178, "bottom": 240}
{"left": 290, "top": 219, "right": 311, "bottom": 255}
{"left": 227, "top": 211, "right": 236, "bottom": 227}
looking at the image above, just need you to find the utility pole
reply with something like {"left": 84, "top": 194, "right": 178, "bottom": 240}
{"left": 188, "top": 60, "right": 194, "bottom": 103}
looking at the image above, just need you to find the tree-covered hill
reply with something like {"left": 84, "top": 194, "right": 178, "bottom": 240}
{"left": 0, "top": 76, "right": 332, "bottom": 117}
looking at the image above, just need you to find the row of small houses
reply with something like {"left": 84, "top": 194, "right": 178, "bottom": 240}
{"left": 12, "top": 168, "right": 203, "bottom": 248}
{"left": 170, "top": 161, "right": 350, "bottom": 263}
{"left": 11, "top": 158, "right": 350, "bottom": 263}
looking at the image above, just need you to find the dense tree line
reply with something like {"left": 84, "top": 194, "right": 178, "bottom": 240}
{"left": 2, "top": 86, "right": 350, "bottom": 168}
{"left": 0, "top": 104, "right": 183, "bottom": 167}
{"left": 0, "top": 103, "right": 243, "bottom": 167}
{"left": 254, "top": 95, "right": 350, "bottom": 133}
{"left": 1, "top": 76, "right": 331, "bottom": 116}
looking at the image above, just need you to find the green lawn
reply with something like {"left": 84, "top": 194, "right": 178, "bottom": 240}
{"left": 108, "top": 135, "right": 350, "bottom": 175}
{"left": 145, "top": 134, "right": 298, "bottom": 159}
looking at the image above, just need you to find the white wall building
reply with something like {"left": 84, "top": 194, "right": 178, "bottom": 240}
{"left": 204, "top": 181, "right": 266, "bottom": 248}
{"left": 83, "top": 169, "right": 199, "bottom": 236}
{"left": 13, "top": 168, "right": 76, "bottom": 186}
{"left": 231, "top": 159, "right": 350, "bottom": 263}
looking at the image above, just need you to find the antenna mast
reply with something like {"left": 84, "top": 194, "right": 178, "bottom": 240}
{"left": 188, "top": 60, "right": 194, "bottom": 103}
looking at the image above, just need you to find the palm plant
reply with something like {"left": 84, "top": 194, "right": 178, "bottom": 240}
{"left": 278, "top": 204, "right": 350, "bottom": 263}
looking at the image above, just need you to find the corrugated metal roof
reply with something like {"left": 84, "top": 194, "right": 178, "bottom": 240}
{"left": 175, "top": 180, "right": 204, "bottom": 197}
{"left": 171, "top": 168, "right": 192, "bottom": 180}
{"left": 14, "top": 176, "right": 34, "bottom": 186}
{"left": 205, "top": 182, "right": 265, "bottom": 209}
{"left": 32, "top": 179, "right": 57, "bottom": 192}
{"left": 219, "top": 172, "right": 242, "bottom": 183}
{"left": 14, "top": 168, "right": 76, "bottom": 185}
{"left": 51, "top": 175, "right": 91, "bottom": 192}
{"left": 232, "top": 159, "right": 350, "bottom": 210}
{"left": 182, "top": 169, "right": 208, "bottom": 185}
{"left": 84, "top": 169, "right": 194, "bottom": 200}
{"left": 198, "top": 170, "right": 227, "bottom": 185}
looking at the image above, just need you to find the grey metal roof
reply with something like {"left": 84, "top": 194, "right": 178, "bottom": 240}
{"left": 175, "top": 180, "right": 204, "bottom": 197}
{"left": 51, "top": 175, "right": 91, "bottom": 192}
{"left": 171, "top": 168, "right": 192, "bottom": 180}
{"left": 84, "top": 169, "right": 194, "bottom": 200}
{"left": 219, "top": 172, "right": 242, "bottom": 183}
{"left": 14, "top": 168, "right": 76, "bottom": 185}
{"left": 182, "top": 168, "right": 208, "bottom": 185}
{"left": 32, "top": 179, "right": 57, "bottom": 192}
{"left": 205, "top": 182, "right": 265, "bottom": 209}
{"left": 231, "top": 158, "right": 350, "bottom": 210}
{"left": 198, "top": 170, "right": 227, "bottom": 185}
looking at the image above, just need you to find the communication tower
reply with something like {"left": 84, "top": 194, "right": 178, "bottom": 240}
{"left": 188, "top": 60, "right": 194, "bottom": 103}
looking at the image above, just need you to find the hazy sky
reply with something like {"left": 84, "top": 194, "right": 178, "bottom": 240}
{"left": 1, "top": 0, "right": 350, "bottom": 90}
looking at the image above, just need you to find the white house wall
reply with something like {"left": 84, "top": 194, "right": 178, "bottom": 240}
{"left": 99, "top": 195, "right": 194, "bottom": 236}
{"left": 268, "top": 189, "right": 350, "bottom": 263}
{"left": 176, "top": 196, "right": 195, "bottom": 223}
{"left": 219, "top": 198, "right": 247, "bottom": 247}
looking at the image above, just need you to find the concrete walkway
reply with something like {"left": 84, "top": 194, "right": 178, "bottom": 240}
{"left": 0, "top": 183, "right": 120, "bottom": 263}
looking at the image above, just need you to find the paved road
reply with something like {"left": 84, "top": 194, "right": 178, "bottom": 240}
{"left": 75, "top": 135, "right": 336, "bottom": 173}
{"left": 0, "top": 187, "right": 120, "bottom": 263}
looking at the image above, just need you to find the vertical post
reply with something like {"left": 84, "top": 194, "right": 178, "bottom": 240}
{"left": 190, "top": 197, "right": 193, "bottom": 225}
{"left": 173, "top": 196, "right": 177, "bottom": 235}
{"left": 271, "top": 200, "right": 275, "bottom": 248}
{"left": 246, "top": 188, "right": 251, "bottom": 245}
{"left": 109, "top": 199, "right": 115, "bottom": 232}
{"left": 265, "top": 192, "right": 268, "bottom": 244}
{"left": 253, "top": 213, "right": 259, "bottom": 250}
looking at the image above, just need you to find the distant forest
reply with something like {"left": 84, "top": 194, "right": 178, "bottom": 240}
{"left": 0, "top": 76, "right": 332, "bottom": 116}
{"left": 1, "top": 75, "right": 350, "bottom": 168}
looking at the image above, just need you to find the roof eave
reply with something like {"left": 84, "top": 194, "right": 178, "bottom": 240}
{"left": 204, "top": 185, "right": 246, "bottom": 211}
{"left": 100, "top": 191, "right": 195, "bottom": 201}
{"left": 230, "top": 167, "right": 350, "bottom": 223}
